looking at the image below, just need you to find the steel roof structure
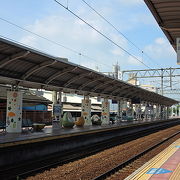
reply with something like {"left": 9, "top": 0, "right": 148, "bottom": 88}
{"left": 0, "top": 37, "right": 178, "bottom": 106}
{"left": 144, "top": 0, "right": 180, "bottom": 50}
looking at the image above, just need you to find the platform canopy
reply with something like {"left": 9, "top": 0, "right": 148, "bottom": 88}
{"left": 0, "top": 86, "right": 52, "bottom": 105}
{"left": 144, "top": 0, "right": 180, "bottom": 50}
{"left": 0, "top": 37, "right": 178, "bottom": 106}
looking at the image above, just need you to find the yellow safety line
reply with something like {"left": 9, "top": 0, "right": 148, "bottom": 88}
{"left": 169, "top": 159, "right": 180, "bottom": 180}
{"left": 125, "top": 145, "right": 176, "bottom": 180}
{"left": 137, "top": 147, "right": 177, "bottom": 180}
{"left": 126, "top": 139, "right": 180, "bottom": 180}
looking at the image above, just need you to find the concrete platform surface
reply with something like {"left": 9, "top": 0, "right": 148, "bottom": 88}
{"left": 0, "top": 118, "right": 179, "bottom": 148}
{"left": 0, "top": 119, "right": 167, "bottom": 146}
{"left": 125, "top": 138, "right": 180, "bottom": 180}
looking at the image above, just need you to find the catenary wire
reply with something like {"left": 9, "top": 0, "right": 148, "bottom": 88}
{"left": 81, "top": 0, "right": 163, "bottom": 69}
{"left": 54, "top": 0, "right": 153, "bottom": 69}
{"left": 0, "top": 17, "right": 112, "bottom": 69}
{"left": 81, "top": 0, "right": 173, "bottom": 78}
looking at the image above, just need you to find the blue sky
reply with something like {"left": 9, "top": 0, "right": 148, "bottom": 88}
{"left": 0, "top": 0, "right": 178, "bottom": 72}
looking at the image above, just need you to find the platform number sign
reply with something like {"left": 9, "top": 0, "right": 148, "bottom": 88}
{"left": 177, "top": 38, "right": 180, "bottom": 65}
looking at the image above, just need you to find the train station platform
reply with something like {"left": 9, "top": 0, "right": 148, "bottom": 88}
{"left": 0, "top": 119, "right": 177, "bottom": 147}
{"left": 0, "top": 118, "right": 179, "bottom": 172}
{"left": 0, "top": 120, "right": 161, "bottom": 147}
{"left": 125, "top": 138, "right": 180, "bottom": 180}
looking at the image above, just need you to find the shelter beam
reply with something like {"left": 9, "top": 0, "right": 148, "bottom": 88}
{"left": 0, "top": 51, "right": 30, "bottom": 68}
{"left": 21, "top": 60, "right": 57, "bottom": 80}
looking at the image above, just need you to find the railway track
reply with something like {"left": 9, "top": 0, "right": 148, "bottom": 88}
{"left": 1, "top": 126, "right": 162, "bottom": 180}
{"left": 93, "top": 131, "right": 180, "bottom": 180}
{"left": 0, "top": 120, "right": 179, "bottom": 180}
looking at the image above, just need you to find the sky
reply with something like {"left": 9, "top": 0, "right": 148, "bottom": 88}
{"left": 0, "top": 0, "right": 179, "bottom": 100}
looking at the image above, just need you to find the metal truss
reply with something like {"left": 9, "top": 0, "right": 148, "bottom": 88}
{"left": 122, "top": 67, "right": 180, "bottom": 96}
{"left": 163, "top": 89, "right": 180, "bottom": 95}
{"left": 122, "top": 68, "right": 180, "bottom": 79}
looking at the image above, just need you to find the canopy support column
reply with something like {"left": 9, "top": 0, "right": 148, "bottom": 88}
{"left": 52, "top": 91, "right": 62, "bottom": 128}
{"left": 151, "top": 104, "right": 155, "bottom": 121}
{"left": 160, "top": 105, "right": 163, "bottom": 120}
{"left": 144, "top": 102, "right": 149, "bottom": 121}
{"left": 101, "top": 98, "right": 110, "bottom": 125}
{"left": 155, "top": 104, "right": 159, "bottom": 120}
{"left": 6, "top": 90, "right": 23, "bottom": 133}
{"left": 81, "top": 96, "right": 91, "bottom": 125}
{"left": 117, "top": 99, "right": 123, "bottom": 123}
{"left": 135, "top": 104, "right": 141, "bottom": 121}
{"left": 122, "top": 100, "right": 127, "bottom": 120}
{"left": 166, "top": 106, "right": 169, "bottom": 120}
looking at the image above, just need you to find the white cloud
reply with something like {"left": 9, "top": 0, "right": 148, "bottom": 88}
{"left": 111, "top": 47, "right": 124, "bottom": 56}
{"left": 18, "top": 2, "right": 155, "bottom": 71}
{"left": 144, "top": 37, "right": 176, "bottom": 61}
{"left": 80, "top": 61, "right": 98, "bottom": 71}
{"left": 20, "top": 35, "right": 37, "bottom": 47}
{"left": 110, "top": 33, "right": 128, "bottom": 57}
{"left": 130, "top": 13, "right": 156, "bottom": 26}
{"left": 127, "top": 55, "right": 143, "bottom": 66}
{"left": 155, "top": 37, "right": 166, "bottom": 45}
{"left": 110, "top": 33, "right": 128, "bottom": 48}
{"left": 116, "top": 0, "right": 143, "bottom": 6}
{"left": 19, "top": 7, "right": 132, "bottom": 72}
{"left": 20, "top": 9, "right": 115, "bottom": 50}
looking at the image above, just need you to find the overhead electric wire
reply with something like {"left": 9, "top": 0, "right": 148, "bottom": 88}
{"left": 81, "top": 0, "right": 163, "bottom": 69}
{"left": 82, "top": 0, "right": 142, "bottom": 52}
{"left": 0, "top": 17, "right": 111, "bottom": 69}
{"left": 54, "top": 0, "right": 152, "bottom": 69}
{"left": 81, "top": 0, "right": 172, "bottom": 78}
{"left": 0, "top": 17, "right": 78, "bottom": 54}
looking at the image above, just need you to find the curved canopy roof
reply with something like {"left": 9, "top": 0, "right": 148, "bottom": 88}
{"left": 0, "top": 37, "right": 178, "bottom": 106}
{"left": 144, "top": 0, "right": 180, "bottom": 50}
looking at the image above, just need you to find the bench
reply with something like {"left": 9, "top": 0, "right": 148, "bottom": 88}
{"left": 0, "top": 121, "right": 6, "bottom": 131}
{"left": 22, "top": 119, "right": 33, "bottom": 130}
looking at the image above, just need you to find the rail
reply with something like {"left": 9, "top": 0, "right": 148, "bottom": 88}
{"left": 0, "top": 119, "right": 179, "bottom": 180}
{"left": 93, "top": 131, "right": 180, "bottom": 180}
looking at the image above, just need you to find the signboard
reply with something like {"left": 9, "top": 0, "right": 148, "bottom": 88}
{"left": 177, "top": 38, "right": 180, "bottom": 65}
{"left": 112, "top": 100, "right": 117, "bottom": 104}
{"left": 53, "top": 104, "right": 61, "bottom": 116}
{"left": 146, "top": 168, "right": 172, "bottom": 174}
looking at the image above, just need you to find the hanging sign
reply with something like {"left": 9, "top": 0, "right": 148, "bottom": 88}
{"left": 53, "top": 104, "right": 61, "bottom": 116}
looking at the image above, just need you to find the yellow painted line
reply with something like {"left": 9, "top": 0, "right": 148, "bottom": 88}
{"left": 169, "top": 161, "right": 180, "bottom": 180}
{"left": 131, "top": 146, "right": 176, "bottom": 180}
{"left": 125, "top": 139, "right": 180, "bottom": 180}
{"left": 138, "top": 147, "right": 177, "bottom": 180}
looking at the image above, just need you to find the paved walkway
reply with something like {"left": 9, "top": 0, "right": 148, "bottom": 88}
{"left": 125, "top": 138, "right": 180, "bottom": 180}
